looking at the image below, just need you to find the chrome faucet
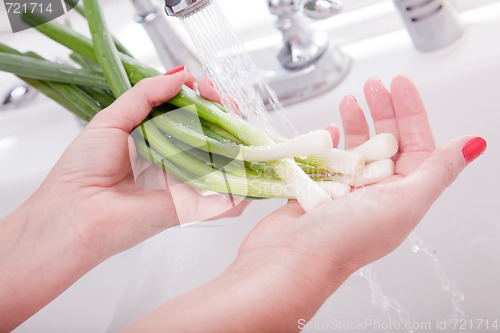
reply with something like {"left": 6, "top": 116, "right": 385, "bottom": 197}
{"left": 164, "top": 0, "right": 210, "bottom": 17}
{"left": 133, "top": 0, "right": 350, "bottom": 106}
{"left": 268, "top": 0, "right": 341, "bottom": 69}
{"left": 262, "top": 0, "right": 350, "bottom": 105}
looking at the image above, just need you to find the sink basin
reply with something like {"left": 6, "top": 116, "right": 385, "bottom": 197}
{"left": 2, "top": 1, "right": 499, "bottom": 332}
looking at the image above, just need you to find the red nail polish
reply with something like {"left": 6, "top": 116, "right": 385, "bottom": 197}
{"left": 462, "top": 137, "right": 487, "bottom": 163}
{"left": 165, "top": 65, "right": 185, "bottom": 75}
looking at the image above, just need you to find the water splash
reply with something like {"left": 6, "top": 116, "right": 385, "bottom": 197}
{"left": 357, "top": 264, "right": 413, "bottom": 332}
{"left": 409, "top": 232, "right": 465, "bottom": 319}
{"left": 180, "top": 0, "right": 297, "bottom": 139}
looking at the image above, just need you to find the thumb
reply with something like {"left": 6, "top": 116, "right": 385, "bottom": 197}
{"left": 90, "top": 69, "right": 187, "bottom": 132}
{"left": 402, "top": 136, "right": 487, "bottom": 207}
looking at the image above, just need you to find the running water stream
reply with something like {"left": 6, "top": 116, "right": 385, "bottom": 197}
{"left": 355, "top": 232, "right": 465, "bottom": 333}
{"left": 409, "top": 232, "right": 465, "bottom": 320}
{"left": 180, "top": 0, "right": 296, "bottom": 139}
{"left": 357, "top": 264, "right": 413, "bottom": 331}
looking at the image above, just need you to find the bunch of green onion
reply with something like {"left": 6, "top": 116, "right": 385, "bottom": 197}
{"left": 0, "top": 0, "right": 399, "bottom": 211}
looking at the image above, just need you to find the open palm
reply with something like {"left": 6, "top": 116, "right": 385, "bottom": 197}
{"left": 237, "top": 75, "right": 478, "bottom": 278}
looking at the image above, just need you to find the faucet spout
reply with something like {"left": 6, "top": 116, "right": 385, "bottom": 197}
{"left": 131, "top": 0, "right": 203, "bottom": 74}
{"left": 164, "top": 0, "right": 210, "bottom": 17}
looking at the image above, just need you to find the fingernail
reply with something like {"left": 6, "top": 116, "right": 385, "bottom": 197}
{"left": 165, "top": 65, "right": 185, "bottom": 75}
{"left": 344, "top": 95, "right": 357, "bottom": 103}
{"left": 462, "top": 137, "right": 487, "bottom": 163}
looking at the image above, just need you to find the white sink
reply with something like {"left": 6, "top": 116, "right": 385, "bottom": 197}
{"left": 2, "top": 1, "right": 499, "bottom": 332}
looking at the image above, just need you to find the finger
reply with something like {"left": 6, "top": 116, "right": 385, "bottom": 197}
{"left": 364, "top": 77, "right": 400, "bottom": 142}
{"left": 198, "top": 77, "right": 242, "bottom": 115}
{"left": 128, "top": 135, "right": 138, "bottom": 161}
{"left": 164, "top": 174, "right": 248, "bottom": 224}
{"left": 315, "top": 136, "right": 485, "bottom": 242}
{"left": 127, "top": 135, "right": 144, "bottom": 175}
{"left": 184, "top": 72, "right": 197, "bottom": 90}
{"left": 135, "top": 163, "right": 166, "bottom": 189}
{"left": 135, "top": 171, "right": 243, "bottom": 225}
{"left": 90, "top": 69, "right": 187, "bottom": 133}
{"left": 400, "top": 136, "right": 486, "bottom": 215}
{"left": 198, "top": 76, "right": 221, "bottom": 103}
{"left": 208, "top": 200, "right": 251, "bottom": 220}
{"left": 325, "top": 124, "right": 340, "bottom": 148}
{"left": 339, "top": 95, "right": 370, "bottom": 149}
{"left": 390, "top": 75, "right": 435, "bottom": 153}
{"left": 186, "top": 191, "right": 245, "bottom": 223}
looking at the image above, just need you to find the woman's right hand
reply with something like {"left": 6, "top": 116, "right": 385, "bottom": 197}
{"left": 240, "top": 74, "right": 486, "bottom": 276}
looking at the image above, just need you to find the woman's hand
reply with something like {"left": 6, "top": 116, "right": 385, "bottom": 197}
{"left": 234, "top": 74, "right": 486, "bottom": 330}
{"left": 240, "top": 74, "right": 486, "bottom": 280}
{"left": 122, "top": 75, "right": 486, "bottom": 333}
{"left": 40, "top": 70, "right": 248, "bottom": 262}
{"left": 0, "top": 69, "right": 247, "bottom": 332}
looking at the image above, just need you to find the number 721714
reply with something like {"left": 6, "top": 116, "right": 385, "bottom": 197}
{"left": 5, "top": 2, "right": 53, "bottom": 14}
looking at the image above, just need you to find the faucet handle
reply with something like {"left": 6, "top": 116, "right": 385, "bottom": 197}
{"left": 268, "top": 0, "right": 298, "bottom": 17}
{"left": 268, "top": 0, "right": 342, "bottom": 19}
{"left": 268, "top": 0, "right": 344, "bottom": 69}
{"left": 302, "top": 0, "right": 343, "bottom": 20}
